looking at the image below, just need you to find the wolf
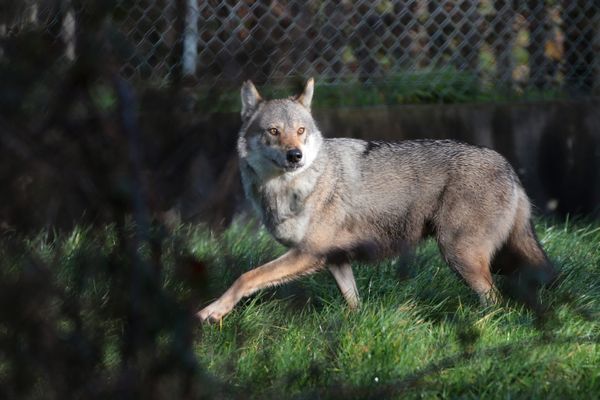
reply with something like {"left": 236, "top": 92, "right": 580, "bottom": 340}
{"left": 197, "top": 78, "right": 558, "bottom": 322}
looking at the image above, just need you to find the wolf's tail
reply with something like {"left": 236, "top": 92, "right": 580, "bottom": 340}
{"left": 493, "top": 191, "right": 559, "bottom": 290}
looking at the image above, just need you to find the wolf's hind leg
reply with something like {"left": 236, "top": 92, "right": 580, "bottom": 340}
{"left": 440, "top": 243, "right": 497, "bottom": 306}
{"left": 328, "top": 263, "right": 360, "bottom": 309}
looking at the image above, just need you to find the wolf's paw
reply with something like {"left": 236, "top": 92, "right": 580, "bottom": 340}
{"left": 479, "top": 287, "right": 500, "bottom": 307}
{"left": 196, "top": 300, "right": 231, "bottom": 323}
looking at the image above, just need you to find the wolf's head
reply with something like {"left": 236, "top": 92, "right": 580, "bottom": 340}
{"left": 237, "top": 78, "right": 323, "bottom": 177}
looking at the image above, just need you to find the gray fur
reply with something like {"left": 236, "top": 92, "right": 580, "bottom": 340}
{"left": 197, "top": 79, "right": 558, "bottom": 322}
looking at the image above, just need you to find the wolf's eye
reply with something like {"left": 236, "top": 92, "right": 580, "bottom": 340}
{"left": 268, "top": 128, "right": 279, "bottom": 136}
{"left": 297, "top": 127, "right": 305, "bottom": 135}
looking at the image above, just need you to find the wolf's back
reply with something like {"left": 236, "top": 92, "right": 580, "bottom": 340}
{"left": 322, "top": 138, "right": 519, "bottom": 208}
{"left": 316, "top": 138, "right": 523, "bottom": 250}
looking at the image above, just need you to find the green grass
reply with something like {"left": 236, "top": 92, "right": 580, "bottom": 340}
{"left": 193, "top": 219, "right": 600, "bottom": 399}
{"left": 4, "top": 218, "right": 600, "bottom": 398}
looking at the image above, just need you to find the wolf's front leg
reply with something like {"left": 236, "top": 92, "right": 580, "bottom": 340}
{"left": 197, "top": 249, "right": 325, "bottom": 322}
{"left": 328, "top": 263, "right": 360, "bottom": 309}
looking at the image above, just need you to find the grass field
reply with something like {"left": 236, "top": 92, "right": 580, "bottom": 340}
{"left": 3, "top": 218, "right": 600, "bottom": 398}
{"left": 194, "top": 219, "right": 600, "bottom": 399}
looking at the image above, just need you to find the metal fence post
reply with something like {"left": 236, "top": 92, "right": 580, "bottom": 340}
{"left": 182, "top": 0, "right": 198, "bottom": 77}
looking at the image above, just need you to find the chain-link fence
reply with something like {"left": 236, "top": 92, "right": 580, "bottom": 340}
{"left": 2, "top": 0, "right": 599, "bottom": 100}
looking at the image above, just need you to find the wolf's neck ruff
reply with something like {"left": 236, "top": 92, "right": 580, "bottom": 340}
{"left": 239, "top": 141, "right": 328, "bottom": 247}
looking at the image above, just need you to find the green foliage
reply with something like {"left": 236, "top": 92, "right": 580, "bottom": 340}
{"left": 191, "top": 69, "right": 564, "bottom": 114}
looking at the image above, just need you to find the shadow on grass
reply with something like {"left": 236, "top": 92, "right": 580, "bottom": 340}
{"left": 293, "top": 333, "right": 600, "bottom": 400}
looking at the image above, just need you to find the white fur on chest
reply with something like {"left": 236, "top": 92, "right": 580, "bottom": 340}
{"left": 241, "top": 166, "right": 319, "bottom": 246}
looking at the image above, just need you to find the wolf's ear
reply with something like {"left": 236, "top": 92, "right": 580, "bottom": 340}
{"left": 241, "top": 80, "right": 262, "bottom": 120}
{"left": 297, "top": 77, "right": 314, "bottom": 110}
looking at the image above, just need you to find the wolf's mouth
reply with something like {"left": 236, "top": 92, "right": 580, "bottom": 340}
{"left": 283, "top": 163, "right": 304, "bottom": 171}
{"left": 269, "top": 157, "right": 303, "bottom": 171}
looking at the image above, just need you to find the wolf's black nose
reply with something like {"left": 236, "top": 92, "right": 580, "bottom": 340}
{"left": 286, "top": 149, "right": 303, "bottom": 163}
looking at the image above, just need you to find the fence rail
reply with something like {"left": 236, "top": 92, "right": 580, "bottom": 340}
{"left": 3, "top": 0, "right": 599, "bottom": 100}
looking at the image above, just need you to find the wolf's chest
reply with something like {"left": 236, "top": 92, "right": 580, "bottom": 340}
{"left": 246, "top": 176, "right": 314, "bottom": 246}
